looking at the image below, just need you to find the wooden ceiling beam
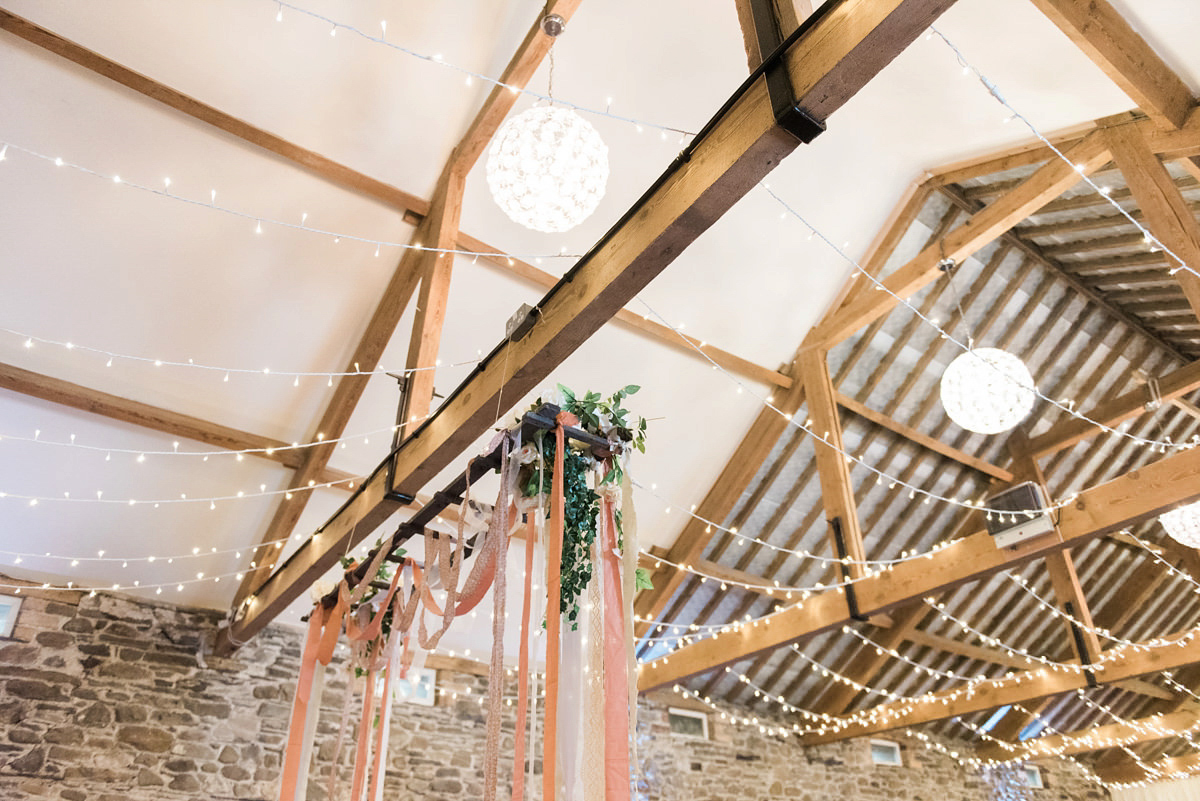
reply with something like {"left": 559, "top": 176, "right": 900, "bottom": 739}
{"left": 810, "top": 133, "right": 1110, "bottom": 346}
{"left": 221, "top": 0, "right": 961, "bottom": 651}
{"left": 439, "top": 222, "right": 793, "bottom": 389}
{"left": 977, "top": 708, "right": 1200, "bottom": 762}
{"left": 0, "top": 362, "right": 356, "bottom": 485}
{"left": 0, "top": 10, "right": 428, "bottom": 215}
{"left": 1106, "top": 121, "right": 1200, "bottom": 323}
{"left": 836, "top": 393, "right": 1013, "bottom": 481}
{"left": 638, "top": 442, "right": 1200, "bottom": 691}
{"left": 1026, "top": 358, "right": 1200, "bottom": 457}
{"left": 1097, "top": 751, "right": 1200, "bottom": 785}
{"left": 800, "top": 349, "right": 866, "bottom": 582}
{"left": 230, "top": 1, "right": 585, "bottom": 608}
{"left": 814, "top": 603, "right": 931, "bottom": 715}
{"left": 734, "top": 0, "right": 814, "bottom": 71}
{"left": 1027, "top": 0, "right": 1194, "bottom": 130}
{"left": 802, "top": 625, "right": 1200, "bottom": 744}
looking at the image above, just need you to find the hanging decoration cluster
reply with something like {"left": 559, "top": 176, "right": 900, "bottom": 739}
{"left": 276, "top": 384, "right": 648, "bottom": 801}
{"left": 940, "top": 347, "right": 1036, "bottom": 435}
{"left": 486, "top": 105, "right": 609, "bottom": 233}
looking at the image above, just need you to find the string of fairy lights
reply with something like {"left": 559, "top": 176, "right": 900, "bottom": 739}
{"left": 268, "top": 0, "right": 696, "bottom": 139}
{"left": 6, "top": 8, "right": 1200, "bottom": 787}
{"left": 2, "top": 324, "right": 484, "bottom": 383}
{"left": 0, "top": 141, "right": 584, "bottom": 264}
{"left": 4, "top": 19, "right": 1196, "bottom": 530}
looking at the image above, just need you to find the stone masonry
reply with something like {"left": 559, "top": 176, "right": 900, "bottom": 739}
{"left": 0, "top": 582, "right": 1111, "bottom": 800}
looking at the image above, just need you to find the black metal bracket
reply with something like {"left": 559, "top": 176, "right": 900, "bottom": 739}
{"left": 1064, "top": 601, "right": 1098, "bottom": 688}
{"left": 748, "top": 0, "right": 827, "bottom": 144}
{"left": 831, "top": 516, "right": 868, "bottom": 622}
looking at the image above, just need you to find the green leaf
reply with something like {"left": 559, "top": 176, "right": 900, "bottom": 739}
{"left": 623, "top": 385, "right": 641, "bottom": 396}
{"left": 557, "top": 383, "right": 576, "bottom": 405}
{"left": 635, "top": 567, "right": 654, "bottom": 590}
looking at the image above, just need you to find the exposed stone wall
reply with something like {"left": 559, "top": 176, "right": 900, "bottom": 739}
{"left": 0, "top": 584, "right": 1109, "bottom": 801}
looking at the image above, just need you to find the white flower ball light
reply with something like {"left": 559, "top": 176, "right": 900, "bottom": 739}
{"left": 486, "top": 105, "right": 608, "bottom": 233}
{"left": 939, "top": 347, "right": 1036, "bottom": 435}
{"left": 1161, "top": 501, "right": 1200, "bottom": 548}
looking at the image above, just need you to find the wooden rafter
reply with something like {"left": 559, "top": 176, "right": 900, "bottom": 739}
{"left": 219, "top": 0, "right": 961, "bottom": 651}
{"left": 1028, "top": 0, "right": 1194, "bottom": 130}
{"left": 1098, "top": 750, "right": 1200, "bottom": 785}
{"left": 809, "top": 132, "right": 1111, "bottom": 346}
{"left": 638, "top": 442, "right": 1200, "bottom": 691}
{"left": 0, "top": 362, "right": 355, "bottom": 485}
{"left": 231, "top": 2, "right": 584, "bottom": 607}
{"left": 815, "top": 603, "right": 930, "bottom": 715}
{"left": 800, "top": 349, "right": 866, "bottom": 582}
{"left": 1027, "top": 358, "right": 1200, "bottom": 456}
{"left": 1106, "top": 120, "right": 1200, "bottom": 323}
{"left": 802, "top": 624, "right": 1200, "bottom": 744}
{"left": 977, "top": 708, "right": 1200, "bottom": 762}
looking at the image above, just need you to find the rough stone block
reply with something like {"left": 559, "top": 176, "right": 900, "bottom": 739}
{"left": 116, "top": 726, "right": 173, "bottom": 753}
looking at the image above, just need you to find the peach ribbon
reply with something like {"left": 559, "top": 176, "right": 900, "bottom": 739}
{"left": 511, "top": 514, "right": 537, "bottom": 801}
{"left": 544, "top": 411, "right": 577, "bottom": 801}
{"left": 600, "top": 496, "right": 631, "bottom": 801}
{"left": 278, "top": 584, "right": 347, "bottom": 801}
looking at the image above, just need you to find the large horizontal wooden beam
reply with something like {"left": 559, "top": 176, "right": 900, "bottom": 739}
{"left": 976, "top": 708, "right": 1200, "bottom": 762}
{"left": 802, "top": 627, "right": 1200, "bottom": 744}
{"left": 809, "top": 132, "right": 1110, "bottom": 346}
{"left": 218, "top": 0, "right": 960, "bottom": 650}
{"left": 1028, "top": 0, "right": 1194, "bottom": 130}
{"left": 1027, "top": 358, "right": 1200, "bottom": 456}
{"left": 637, "top": 442, "right": 1200, "bottom": 691}
{"left": 0, "top": 361, "right": 354, "bottom": 485}
{"left": 1097, "top": 750, "right": 1200, "bottom": 785}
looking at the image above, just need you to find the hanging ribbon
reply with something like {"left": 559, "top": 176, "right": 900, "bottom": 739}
{"left": 278, "top": 584, "right": 348, "bottom": 801}
{"left": 600, "top": 491, "right": 631, "bottom": 801}
{"left": 510, "top": 512, "right": 537, "bottom": 801}
{"left": 544, "top": 410, "right": 578, "bottom": 801}
{"left": 619, "top": 470, "right": 640, "bottom": 778}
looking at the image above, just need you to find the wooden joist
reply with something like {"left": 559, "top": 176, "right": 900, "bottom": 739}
{"left": 1106, "top": 121, "right": 1200, "bottom": 323}
{"left": 1028, "top": 0, "right": 1194, "bottom": 130}
{"left": 0, "top": 361, "right": 354, "bottom": 485}
{"left": 637, "top": 441, "right": 1200, "bottom": 691}
{"left": 809, "top": 132, "right": 1110, "bottom": 346}
{"left": 1098, "top": 751, "right": 1200, "bottom": 786}
{"left": 218, "top": 0, "right": 962, "bottom": 651}
{"left": 836, "top": 393, "right": 1013, "bottom": 481}
{"left": 1026, "top": 358, "right": 1200, "bottom": 457}
{"left": 976, "top": 708, "right": 1200, "bottom": 762}
{"left": 801, "top": 627, "right": 1200, "bottom": 744}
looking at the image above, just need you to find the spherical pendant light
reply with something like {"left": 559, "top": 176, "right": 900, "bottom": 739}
{"left": 1161, "top": 501, "right": 1200, "bottom": 548}
{"left": 486, "top": 105, "right": 608, "bottom": 233}
{"left": 939, "top": 347, "right": 1036, "bottom": 435}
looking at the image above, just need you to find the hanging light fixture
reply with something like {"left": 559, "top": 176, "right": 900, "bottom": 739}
{"left": 935, "top": 257, "right": 1036, "bottom": 435}
{"left": 1161, "top": 501, "right": 1200, "bottom": 548}
{"left": 486, "top": 16, "right": 607, "bottom": 233}
{"left": 486, "top": 105, "right": 608, "bottom": 233}
{"left": 939, "top": 347, "right": 1036, "bottom": 436}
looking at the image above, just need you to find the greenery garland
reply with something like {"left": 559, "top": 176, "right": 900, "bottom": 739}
{"left": 519, "top": 384, "right": 650, "bottom": 628}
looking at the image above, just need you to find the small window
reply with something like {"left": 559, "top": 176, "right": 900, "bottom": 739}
{"left": 668, "top": 707, "right": 709, "bottom": 739}
{"left": 870, "top": 739, "right": 902, "bottom": 766}
{"left": 0, "top": 595, "right": 22, "bottom": 638}
{"left": 380, "top": 667, "right": 436, "bottom": 707}
{"left": 1023, "top": 765, "right": 1043, "bottom": 788}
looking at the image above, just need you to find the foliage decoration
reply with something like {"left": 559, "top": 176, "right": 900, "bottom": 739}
{"left": 518, "top": 384, "right": 650, "bottom": 628}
